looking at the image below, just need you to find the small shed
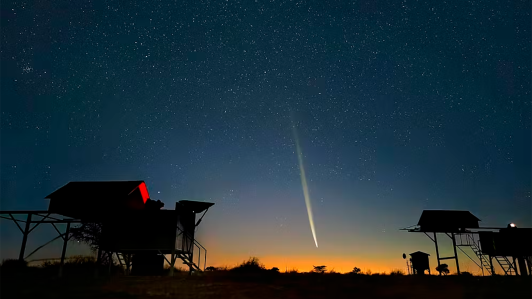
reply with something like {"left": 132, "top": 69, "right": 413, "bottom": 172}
{"left": 417, "top": 210, "right": 480, "bottom": 232}
{"left": 410, "top": 251, "right": 430, "bottom": 275}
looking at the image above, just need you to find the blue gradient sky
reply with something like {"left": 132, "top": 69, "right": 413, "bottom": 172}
{"left": 1, "top": 0, "right": 530, "bottom": 273}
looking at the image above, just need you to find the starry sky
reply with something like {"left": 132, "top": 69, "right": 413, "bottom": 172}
{"left": 1, "top": 0, "right": 530, "bottom": 273}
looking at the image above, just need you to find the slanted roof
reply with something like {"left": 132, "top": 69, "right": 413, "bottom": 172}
{"left": 46, "top": 181, "right": 149, "bottom": 200}
{"left": 417, "top": 210, "right": 480, "bottom": 231}
{"left": 410, "top": 251, "right": 430, "bottom": 257}
{"left": 46, "top": 181, "right": 150, "bottom": 219}
{"left": 178, "top": 200, "right": 215, "bottom": 213}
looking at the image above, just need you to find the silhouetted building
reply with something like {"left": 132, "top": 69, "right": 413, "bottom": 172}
{"left": 406, "top": 210, "right": 531, "bottom": 276}
{"left": 410, "top": 251, "right": 430, "bottom": 275}
{"left": 417, "top": 210, "right": 480, "bottom": 232}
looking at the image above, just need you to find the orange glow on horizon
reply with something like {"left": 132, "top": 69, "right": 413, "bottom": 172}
{"left": 204, "top": 254, "right": 413, "bottom": 274}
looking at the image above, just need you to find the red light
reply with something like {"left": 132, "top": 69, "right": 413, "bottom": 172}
{"left": 138, "top": 182, "right": 150, "bottom": 203}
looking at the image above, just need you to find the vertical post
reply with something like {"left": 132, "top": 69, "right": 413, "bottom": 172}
{"left": 95, "top": 247, "right": 102, "bottom": 278}
{"left": 170, "top": 248, "right": 176, "bottom": 276}
{"left": 126, "top": 254, "right": 131, "bottom": 275}
{"left": 108, "top": 252, "right": 113, "bottom": 274}
{"left": 58, "top": 222, "right": 71, "bottom": 278}
{"left": 489, "top": 255, "right": 495, "bottom": 276}
{"left": 433, "top": 232, "right": 441, "bottom": 267}
{"left": 451, "top": 233, "right": 460, "bottom": 274}
{"left": 18, "top": 213, "right": 32, "bottom": 261}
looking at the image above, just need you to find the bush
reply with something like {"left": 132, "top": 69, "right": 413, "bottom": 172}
{"left": 351, "top": 267, "right": 362, "bottom": 274}
{"left": 1, "top": 259, "right": 28, "bottom": 271}
{"left": 312, "top": 265, "right": 327, "bottom": 274}
{"left": 0, "top": 259, "right": 28, "bottom": 269}
{"left": 390, "top": 269, "right": 405, "bottom": 276}
{"left": 231, "top": 257, "right": 265, "bottom": 273}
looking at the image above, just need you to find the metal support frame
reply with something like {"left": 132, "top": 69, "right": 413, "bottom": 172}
{"left": 1, "top": 211, "right": 83, "bottom": 277}
{"left": 405, "top": 226, "right": 531, "bottom": 276}
{"left": 58, "top": 222, "right": 71, "bottom": 277}
{"left": 2, "top": 210, "right": 209, "bottom": 277}
{"left": 19, "top": 214, "right": 32, "bottom": 261}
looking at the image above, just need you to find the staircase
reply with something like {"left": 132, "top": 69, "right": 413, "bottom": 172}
{"left": 457, "top": 233, "right": 518, "bottom": 276}
{"left": 466, "top": 235, "right": 493, "bottom": 275}
{"left": 495, "top": 256, "right": 517, "bottom": 275}
{"left": 175, "top": 227, "right": 207, "bottom": 271}
{"left": 459, "top": 234, "right": 493, "bottom": 275}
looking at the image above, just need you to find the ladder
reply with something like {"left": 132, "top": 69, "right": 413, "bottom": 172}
{"left": 495, "top": 256, "right": 517, "bottom": 275}
{"left": 460, "top": 234, "right": 518, "bottom": 276}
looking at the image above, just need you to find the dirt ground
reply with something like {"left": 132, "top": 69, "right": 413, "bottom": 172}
{"left": 2, "top": 271, "right": 531, "bottom": 299}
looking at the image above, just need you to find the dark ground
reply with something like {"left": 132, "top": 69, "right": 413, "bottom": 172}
{"left": 1, "top": 270, "right": 531, "bottom": 299}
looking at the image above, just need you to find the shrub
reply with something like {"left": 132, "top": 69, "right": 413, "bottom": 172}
{"left": 390, "top": 269, "right": 405, "bottom": 276}
{"left": 312, "top": 265, "right": 327, "bottom": 274}
{"left": 351, "top": 267, "right": 362, "bottom": 274}
{"left": 436, "top": 264, "right": 450, "bottom": 276}
{"left": 1, "top": 259, "right": 28, "bottom": 270}
{"left": 231, "top": 257, "right": 265, "bottom": 273}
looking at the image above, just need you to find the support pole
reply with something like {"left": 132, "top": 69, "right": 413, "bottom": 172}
{"left": 433, "top": 232, "right": 441, "bottom": 274}
{"left": 170, "top": 248, "right": 176, "bottom": 276}
{"left": 126, "top": 254, "right": 131, "bottom": 275}
{"left": 18, "top": 213, "right": 32, "bottom": 261}
{"left": 451, "top": 233, "right": 460, "bottom": 274}
{"left": 95, "top": 247, "right": 102, "bottom": 278}
{"left": 489, "top": 255, "right": 495, "bottom": 276}
{"left": 108, "top": 252, "right": 113, "bottom": 274}
{"left": 513, "top": 257, "right": 519, "bottom": 275}
{"left": 58, "top": 222, "right": 71, "bottom": 278}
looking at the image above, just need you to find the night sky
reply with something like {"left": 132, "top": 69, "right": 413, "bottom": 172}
{"left": 1, "top": 0, "right": 530, "bottom": 273}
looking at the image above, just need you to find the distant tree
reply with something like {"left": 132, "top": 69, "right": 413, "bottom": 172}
{"left": 390, "top": 269, "right": 405, "bottom": 276}
{"left": 313, "top": 265, "right": 327, "bottom": 274}
{"left": 69, "top": 222, "right": 102, "bottom": 252}
{"left": 231, "top": 257, "right": 265, "bottom": 273}
{"left": 351, "top": 267, "right": 362, "bottom": 274}
{"left": 436, "top": 264, "right": 450, "bottom": 276}
{"left": 460, "top": 271, "right": 473, "bottom": 276}
{"left": 270, "top": 267, "right": 280, "bottom": 273}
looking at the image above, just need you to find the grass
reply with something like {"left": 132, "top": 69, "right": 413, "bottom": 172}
{"left": 2, "top": 268, "right": 531, "bottom": 299}
{"left": 1, "top": 257, "right": 530, "bottom": 299}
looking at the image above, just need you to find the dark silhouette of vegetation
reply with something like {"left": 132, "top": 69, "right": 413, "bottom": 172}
{"left": 0, "top": 259, "right": 28, "bottom": 275}
{"left": 460, "top": 271, "right": 473, "bottom": 276}
{"left": 351, "top": 267, "right": 361, "bottom": 274}
{"left": 389, "top": 269, "right": 405, "bottom": 276}
{"left": 436, "top": 264, "right": 450, "bottom": 276}
{"left": 206, "top": 266, "right": 217, "bottom": 271}
{"left": 231, "top": 257, "right": 265, "bottom": 273}
{"left": 69, "top": 222, "right": 102, "bottom": 251}
{"left": 312, "top": 265, "right": 327, "bottom": 274}
{"left": 270, "top": 267, "right": 280, "bottom": 273}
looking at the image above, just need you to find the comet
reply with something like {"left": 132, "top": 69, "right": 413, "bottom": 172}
{"left": 291, "top": 120, "right": 318, "bottom": 248}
